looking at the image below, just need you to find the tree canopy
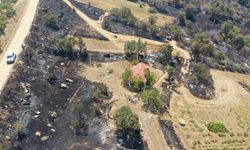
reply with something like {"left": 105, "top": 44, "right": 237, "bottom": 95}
{"left": 124, "top": 39, "right": 147, "bottom": 60}
{"left": 114, "top": 106, "right": 140, "bottom": 134}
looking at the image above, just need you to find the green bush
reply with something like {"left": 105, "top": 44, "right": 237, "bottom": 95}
{"left": 192, "top": 63, "right": 212, "bottom": 85}
{"left": 159, "top": 44, "right": 173, "bottom": 64}
{"left": 45, "top": 15, "right": 59, "bottom": 30}
{"left": 191, "top": 33, "right": 215, "bottom": 57}
{"left": 148, "top": 16, "right": 157, "bottom": 25}
{"left": 167, "top": 65, "right": 175, "bottom": 76}
{"left": 168, "top": 25, "right": 183, "bottom": 41}
{"left": 208, "top": 2, "right": 233, "bottom": 23}
{"left": 232, "top": 34, "right": 246, "bottom": 50}
{"left": 114, "top": 106, "right": 140, "bottom": 134}
{"left": 131, "top": 76, "right": 145, "bottom": 90}
{"left": 144, "top": 69, "right": 155, "bottom": 88}
{"left": 207, "top": 122, "right": 228, "bottom": 133}
{"left": 122, "top": 67, "right": 154, "bottom": 91}
{"left": 5, "top": 5, "right": 15, "bottom": 17}
{"left": 140, "top": 88, "right": 165, "bottom": 111}
{"left": 110, "top": 7, "right": 137, "bottom": 26}
{"left": 148, "top": 8, "right": 157, "bottom": 14}
{"left": 122, "top": 68, "right": 132, "bottom": 85}
{"left": 220, "top": 21, "right": 240, "bottom": 40}
{"left": 178, "top": 11, "right": 186, "bottom": 26}
{"left": 124, "top": 39, "right": 147, "bottom": 60}
{"left": 91, "top": 83, "right": 109, "bottom": 101}
{"left": 131, "top": 60, "right": 139, "bottom": 65}
{"left": 53, "top": 37, "right": 76, "bottom": 57}
{"left": 185, "top": 3, "right": 196, "bottom": 21}
{"left": 0, "top": 18, "right": 6, "bottom": 35}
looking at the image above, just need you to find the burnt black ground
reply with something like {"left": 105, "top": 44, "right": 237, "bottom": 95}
{"left": 0, "top": 0, "right": 125, "bottom": 149}
{"left": 69, "top": 0, "right": 105, "bottom": 20}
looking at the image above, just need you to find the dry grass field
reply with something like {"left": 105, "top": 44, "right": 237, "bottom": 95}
{"left": 83, "top": 38, "right": 162, "bottom": 53}
{"left": 170, "top": 70, "right": 250, "bottom": 150}
{"left": 76, "top": 0, "right": 175, "bottom": 25}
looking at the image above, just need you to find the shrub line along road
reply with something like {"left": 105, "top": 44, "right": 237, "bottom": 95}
{"left": 0, "top": 0, "right": 39, "bottom": 95}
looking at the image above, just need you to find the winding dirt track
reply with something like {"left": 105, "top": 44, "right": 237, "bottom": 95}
{"left": 172, "top": 70, "right": 250, "bottom": 109}
{"left": 0, "top": 0, "right": 39, "bottom": 94}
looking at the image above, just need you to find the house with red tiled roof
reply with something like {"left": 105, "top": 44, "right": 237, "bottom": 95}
{"left": 131, "top": 63, "right": 149, "bottom": 83}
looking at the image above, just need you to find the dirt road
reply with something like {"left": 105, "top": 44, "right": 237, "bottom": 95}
{"left": 0, "top": 0, "right": 39, "bottom": 94}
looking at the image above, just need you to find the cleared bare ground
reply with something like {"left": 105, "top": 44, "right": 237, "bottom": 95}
{"left": 170, "top": 70, "right": 250, "bottom": 149}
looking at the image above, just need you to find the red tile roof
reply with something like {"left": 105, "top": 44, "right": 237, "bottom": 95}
{"left": 131, "top": 63, "right": 149, "bottom": 83}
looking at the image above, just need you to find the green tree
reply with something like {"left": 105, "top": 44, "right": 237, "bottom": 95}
{"left": 178, "top": 11, "right": 186, "bottom": 26}
{"left": 220, "top": 22, "right": 240, "bottom": 40}
{"left": 159, "top": 44, "right": 173, "bottom": 64}
{"left": 140, "top": 88, "right": 165, "bottom": 111}
{"left": 114, "top": 106, "right": 140, "bottom": 134}
{"left": 110, "top": 7, "right": 137, "bottom": 26}
{"left": 124, "top": 39, "right": 147, "bottom": 60}
{"left": 232, "top": 34, "right": 246, "bottom": 50}
{"left": 5, "top": 5, "right": 16, "bottom": 17}
{"left": 185, "top": 3, "right": 196, "bottom": 21}
{"left": 144, "top": 69, "right": 155, "bottom": 88}
{"left": 191, "top": 33, "right": 215, "bottom": 57}
{"left": 122, "top": 68, "right": 132, "bottom": 85}
{"left": 208, "top": 2, "right": 233, "bottom": 23}
{"left": 0, "top": 16, "right": 6, "bottom": 35}
{"left": 148, "top": 16, "right": 157, "bottom": 25}
{"left": 168, "top": 25, "right": 183, "bottom": 41}
{"left": 77, "top": 37, "right": 87, "bottom": 58}
{"left": 54, "top": 37, "right": 76, "bottom": 57}
{"left": 192, "top": 63, "right": 212, "bottom": 85}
